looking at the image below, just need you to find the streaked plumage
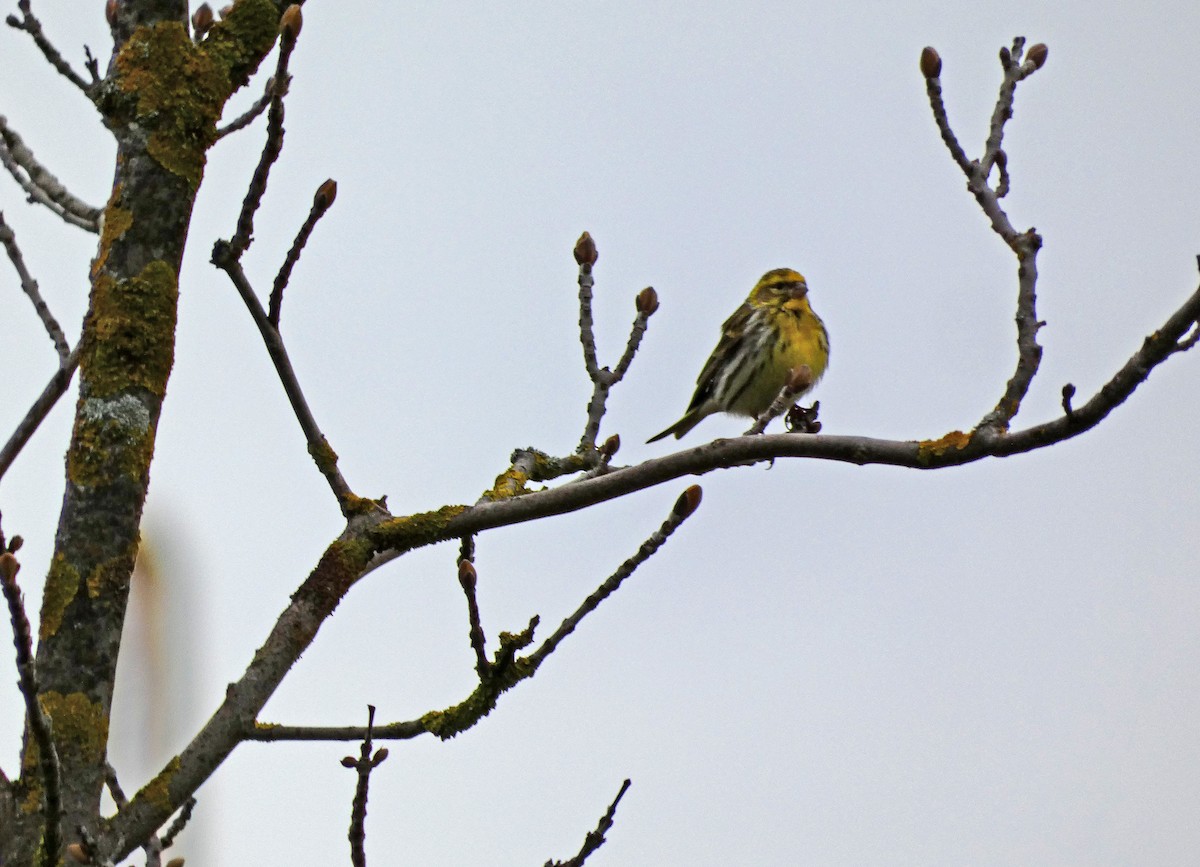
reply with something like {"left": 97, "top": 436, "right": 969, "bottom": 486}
{"left": 647, "top": 268, "right": 829, "bottom": 442}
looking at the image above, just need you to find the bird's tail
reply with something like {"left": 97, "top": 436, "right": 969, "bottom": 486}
{"left": 646, "top": 409, "right": 705, "bottom": 443}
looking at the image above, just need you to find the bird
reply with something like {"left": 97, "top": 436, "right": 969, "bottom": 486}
{"left": 647, "top": 268, "right": 829, "bottom": 442}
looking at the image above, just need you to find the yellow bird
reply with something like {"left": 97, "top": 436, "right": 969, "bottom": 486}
{"left": 648, "top": 268, "right": 829, "bottom": 442}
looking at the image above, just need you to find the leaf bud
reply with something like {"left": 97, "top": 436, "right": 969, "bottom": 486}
{"left": 1027, "top": 43, "right": 1048, "bottom": 69}
{"left": 66, "top": 843, "right": 90, "bottom": 864}
{"left": 672, "top": 485, "right": 703, "bottom": 520}
{"left": 786, "top": 364, "right": 813, "bottom": 393}
{"left": 458, "top": 559, "right": 477, "bottom": 591}
{"left": 0, "top": 552, "right": 19, "bottom": 583}
{"left": 314, "top": 178, "right": 338, "bottom": 211}
{"left": 192, "top": 4, "right": 213, "bottom": 38}
{"left": 600, "top": 434, "right": 621, "bottom": 459}
{"left": 919, "top": 46, "right": 942, "bottom": 78}
{"left": 573, "top": 231, "right": 597, "bottom": 267}
{"left": 636, "top": 286, "right": 659, "bottom": 316}
{"left": 279, "top": 4, "right": 302, "bottom": 45}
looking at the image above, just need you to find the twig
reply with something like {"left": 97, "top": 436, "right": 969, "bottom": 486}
{"left": 5, "top": 0, "right": 96, "bottom": 96}
{"left": 0, "top": 347, "right": 79, "bottom": 484}
{"left": 575, "top": 232, "right": 601, "bottom": 380}
{"left": 104, "top": 762, "right": 129, "bottom": 808}
{"left": 211, "top": 240, "right": 356, "bottom": 511}
{"left": 921, "top": 38, "right": 1048, "bottom": 433}
{"left": 214, "top": 76, "right": 277, "bottom": 141}
{"left": 0, "top": 211, "right": 70, "bottom": 359}
{"left": 0, "top": 116, "right": 102, "bottom": 232}
{"left": 573, "top": 231, "right": 658, "bottom": 452}
{"left": 341, "top": 706, "right": 389, "bottom": 867}
{"left": 544, "top": 779, "right": 633, "bottom": 867}
{"left": 744, "top": 365, "right": 814, "bottom": 436}
{"left": 228, "top": 7, "right": 303, "bottom": 257}
{"left": 525, "top": 485, "right": 702, "bottom": 670}
{"left": 269, "top": 178, "right": 336, "bottom": 327}
{"left": 159, "top": 797, "right": 196, "bottom": 849}
{"left": 457, "top": 560, "right": 491, "bottom": 678}
{"left": 481, "top": 447, "right": 591, "bottom": 502}
{"left": 1, "top": 547, "right": 63, "bottom": 867}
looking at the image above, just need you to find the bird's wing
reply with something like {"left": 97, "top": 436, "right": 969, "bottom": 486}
{"left": 687, "top": 302, "right": 753, "bottom": 412}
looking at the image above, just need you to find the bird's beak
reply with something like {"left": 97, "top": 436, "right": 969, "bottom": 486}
{"left": 789, "top": 283, "right": 809, "bottom": 300}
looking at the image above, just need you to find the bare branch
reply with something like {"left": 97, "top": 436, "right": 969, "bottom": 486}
{"left": 269, "top": 178, "right": 337, "bottom": 327}
{"left": 922, "top": 38, "right": 1048, "bottom": 432}
{"left": 574, "top": 234, "right": 657, "bottom": 452}
{"left": 0, "top": 346, "right": 79, "bottom": 485}
{"left": 5, "top": 0, "right": 96, "bottom": 96}
{"left": 0, "top": 211, "right": 70, "bottom": 359}
{"left": 341, "top": 706, "right": 389, "bottom": 867}
{"left": 525, "top": 485, "right": 701, "bottom": 670}
{"left": 214, "top": 75, "right": 278, "bottom": 141}
{"left": 210, "top": 240, "right": 357, "bottom": 512}
{"left": 544, "top": 779, "right": 632, "bottom": 867}
{"left": 228, "top": 9, "right": 303, "bottom": 257}
{"left": 575, "top": 231, "right": 601, "bottom": 380}
{"left": 457, "top": 560, "right": 491, "bottom": 678}
{"left": 0, "top": 116, "right": 101, "bottom": 232}
{"left": 104, "top": 763, "right": 128, "bottom": 809}
{"left": 1, "top": 547, "right": 63, "bottom": 867}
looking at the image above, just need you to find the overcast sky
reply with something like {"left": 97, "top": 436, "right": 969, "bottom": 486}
{"left": 2, "top": 2, "right": 1200, "bottom": 865}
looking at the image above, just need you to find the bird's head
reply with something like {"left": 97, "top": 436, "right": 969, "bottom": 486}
{"left": 749, "top": 268, "right": 810, "bottom": 311}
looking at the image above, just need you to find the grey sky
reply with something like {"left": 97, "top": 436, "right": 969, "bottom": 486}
{"left": 2, "top": 2, "right": 1199, "bottom": 864}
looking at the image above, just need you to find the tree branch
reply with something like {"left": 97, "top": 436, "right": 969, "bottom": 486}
{"left": 573, "top": 232, "right": 657, "bottom": 452}
{"left": 544, "top": 779, "right": 632, "bottom": 867}
{"left": 0, "top": 348, "right": 79, "bottom": 484}
{"left": 0, "top": 116, "right": 101, "bottom": 232}
{"left": 211, "top": 240, "right": 357, "bottom": 512}
{"left": 341, "top": 706, "right": 388, "bottom": 867}
{"left": 228, "top": 6, "right": 303, "bottom": 258}
{"left": 1, "top": 547, "right": 63, "bottom": 867}
{"left": 0, "top": 211, "right": 70, "bottom": 359}
{"left": 5, "top": 0, "right": 97, "bottom": 97}
{"left": 922, "top": 38, "right": 1049, "bottom": 432}
{"left": 269, "top": 178, "right": 336, "bottom": 326}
